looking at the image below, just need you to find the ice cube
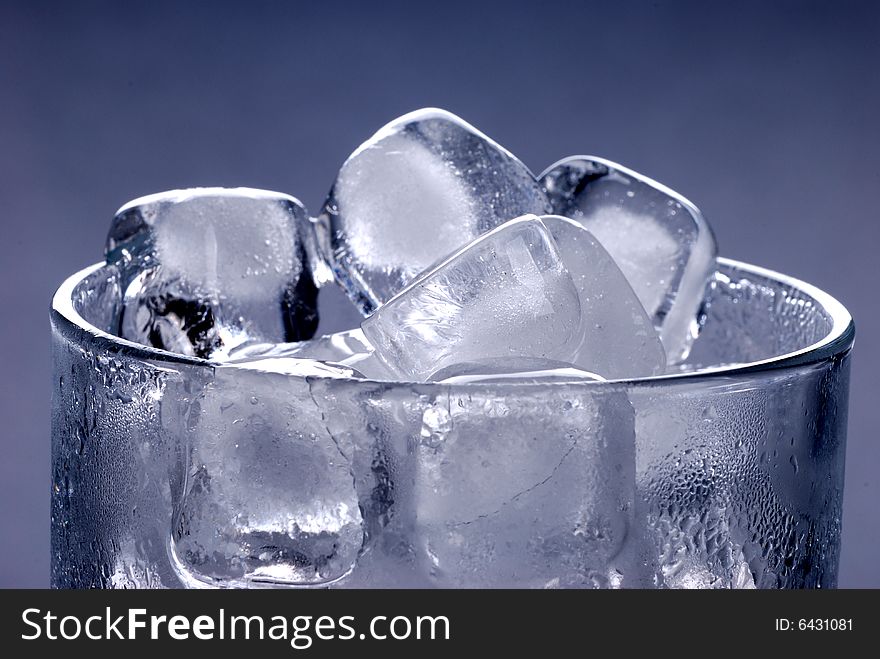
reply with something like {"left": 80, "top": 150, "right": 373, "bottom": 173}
{"left": 429, "top": 357, "right": 605, "bottom": 384}
{"left": 316, "top": 108, "right": 552, "bottom": 314}
{"left": 540, "top": 157, "right": 717, "bottom": 362}
{"left": 107, "top": 187, "right": 319, "bottom": 359}
{"left": 170, "top": 359, "right": 363, "bottom": 587}
{"left": 228, "top": 328, "right": 396, "bottom": 381}
{"left": 361, "top": 216, "right": 584, "bottom": 382}
{"left": 363, "top": 215, "right": 666, "bottom": 381}
{"left": 416, "top": 386, "right": 641, "bottom": 587}
{"left": 540, "top": 215, "right": 666, "bottom": 377}
{"left": 336, "top": 351, "right": 397, "bottom": 381}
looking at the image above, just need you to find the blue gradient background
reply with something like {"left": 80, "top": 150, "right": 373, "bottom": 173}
{"left": 0, "top": 0, "right": 877, "bottom": 587}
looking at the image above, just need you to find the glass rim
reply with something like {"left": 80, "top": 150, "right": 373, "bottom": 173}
{"left": 51, "top": 258, "right": 855, "bottom": 387}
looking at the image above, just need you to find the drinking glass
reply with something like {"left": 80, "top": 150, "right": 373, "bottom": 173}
{"left": 51, "top": 258, "right": 854, "bottom": 588}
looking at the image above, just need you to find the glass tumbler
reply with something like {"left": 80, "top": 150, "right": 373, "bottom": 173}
{"left": 51, "top": 258, "right": 854, "bottom": 588}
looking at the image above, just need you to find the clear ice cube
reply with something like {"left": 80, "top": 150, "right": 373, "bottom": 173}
{"left": 170, "top": 359, "right": 363, "bottom": 587}
{"left": 540, "top": 215, "right": 666, "bottom": 378}
{"left": 316, "top": 108, "right": 552, "bottom": 314}
{"left": 361, "top": 216, "right": 583, "bottom": 382}
{"left": 429, "top": 357, "right": 605, "bottom": 384}
{"left": 540, "top": 157, "right": 717, "bottom": 362}
{"left": 363, "top": 215, "right": 666, "bottom": 381}
{"left": 107, "top": 187, "right": 320, "bottom": 359}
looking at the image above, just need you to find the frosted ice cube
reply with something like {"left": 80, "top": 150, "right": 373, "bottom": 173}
{"left": 170, "top": 360, "right": 363, "bottom": 587}
{"left": 416, "top": 387, "right": 642, "bottom": 587}
{"left": 429, "top": 357, "right": 605, "bottom": 384}
{"left": 540, "top": 157, "right": 717, "bottom": 362}
{"left": 361, "top": 216, "right": 583, "bottom": 382}
{"left": 107, "top": 187, "right": 319, "bottom": 359}
{"left": 316, "top": 108, "right": 551, "bottom": 313}
{"left": 541, "top": 215, "right": 666, "bottom": 377}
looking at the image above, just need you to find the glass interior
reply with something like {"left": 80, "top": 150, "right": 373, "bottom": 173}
{"left": 65, "top": 258, "right": 850, "bottom": 380}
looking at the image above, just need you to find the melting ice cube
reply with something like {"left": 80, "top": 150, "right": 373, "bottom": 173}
{"left": 540, "top": 157, "right": 717, "bottom": 362}
{"left": 107, "top": 188, "right": 319, "bottom": 359}
{"left": 316, "top": 108, "right": 551, "bottom": 314}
